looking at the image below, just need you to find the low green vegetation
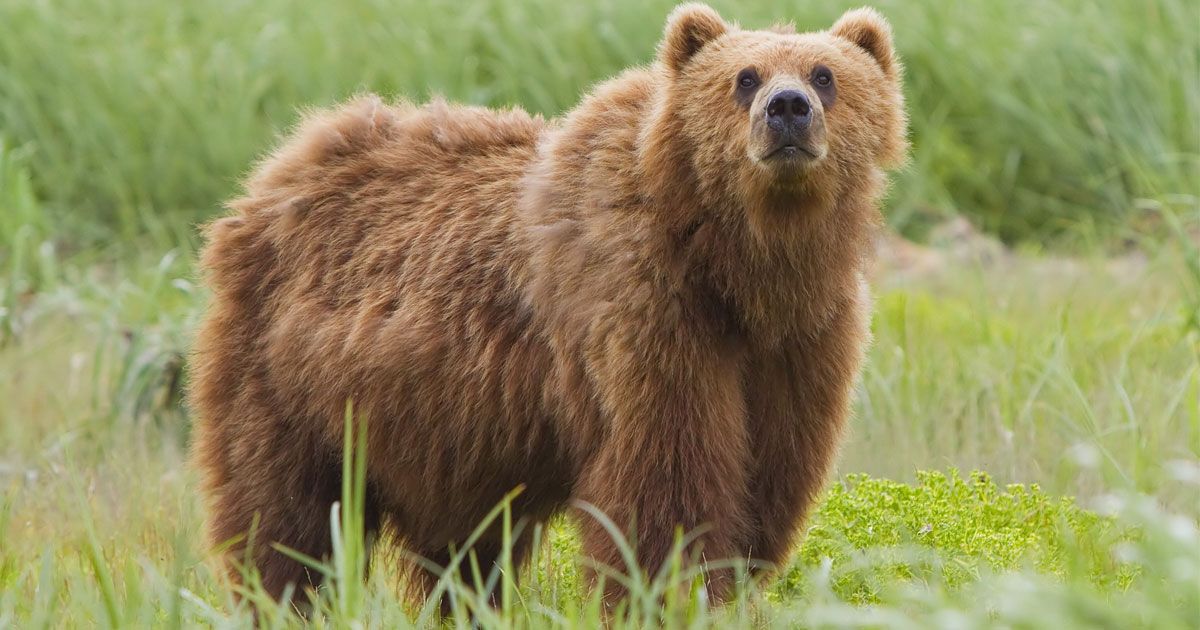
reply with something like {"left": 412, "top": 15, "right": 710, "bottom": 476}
{"left": 790, "top": 471, "right": 1138, "bottom": 598}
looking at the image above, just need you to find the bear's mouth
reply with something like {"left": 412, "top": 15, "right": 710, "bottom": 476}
{"left": 764, "top": 144, "right": 820, "bottom": 161}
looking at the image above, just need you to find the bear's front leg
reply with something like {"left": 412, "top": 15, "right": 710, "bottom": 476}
{"left": 574, "top": 309, "right": 751, "bottom": 604}
{"left": 742, "top": 296, "right": 870, "bottom": 573}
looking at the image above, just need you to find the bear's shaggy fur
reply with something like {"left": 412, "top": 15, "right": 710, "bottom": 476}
{"left": 190, "top": 3, "right": 906, "bottom": 605}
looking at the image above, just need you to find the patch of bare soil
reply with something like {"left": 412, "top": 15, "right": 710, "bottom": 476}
{"left": 873, "top": 217, "right": 1151, "bottom": 283}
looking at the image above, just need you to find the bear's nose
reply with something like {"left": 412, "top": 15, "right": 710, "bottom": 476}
{"left": 765, "top": 90, "right": 812, "bottom": 128}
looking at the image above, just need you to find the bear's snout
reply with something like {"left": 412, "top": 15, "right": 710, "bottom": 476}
{"left": 754, "top": 85, "right": 828, "bottom": 166}
{"left": 766, "top": 89, "right": 812, "bottom": 131}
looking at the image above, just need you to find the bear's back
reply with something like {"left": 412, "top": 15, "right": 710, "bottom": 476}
{"left": 193, "top": 96, "right": 557, "bottom": 454}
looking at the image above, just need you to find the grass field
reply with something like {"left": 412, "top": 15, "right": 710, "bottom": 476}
{"left": 1, "top": 0, "right": 1196, "bottom": 246}
{"left": 0, "top": 0, "right": 1197, "bottom": 627}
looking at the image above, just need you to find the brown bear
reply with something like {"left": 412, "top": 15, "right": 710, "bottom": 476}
{"left": 189, "top": 2, "right": 907, "bottom": 607}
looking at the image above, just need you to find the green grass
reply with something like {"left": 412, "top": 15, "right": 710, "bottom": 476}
{"left": 852, "top": 254, "right": 1198, "bottom": 505}
{"left": 1, "top": 0, "right": 1198, "bottom": 626}
{"left": 0, "top": 399, "right": 1195, "bottom": 627}
{"left": 0, "top": 0, "right": 1196, "bottom": 247}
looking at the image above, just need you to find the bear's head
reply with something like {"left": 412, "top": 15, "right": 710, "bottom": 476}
{"left": 644, "top": 3, "right": 907, "bottom": 214}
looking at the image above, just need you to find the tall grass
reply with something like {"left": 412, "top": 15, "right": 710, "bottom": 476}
{"left": 850, "top": 253, "right": 1197, "bottom": 505}
{"left": 2, "top": 416, "right": 1196, "bottom": 627}
{"left": 0, "top": 139, "right": 56, "bottom": 344}
{"left": 0, "top": 0, "right": 1195, "bottom": 248}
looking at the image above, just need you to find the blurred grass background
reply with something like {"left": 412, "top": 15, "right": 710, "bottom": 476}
{"left": 0, "top": 0, "right": 1196, "bottom": 250}
{"left": 0, "top": 0, "right": 1198, "bottom": 626}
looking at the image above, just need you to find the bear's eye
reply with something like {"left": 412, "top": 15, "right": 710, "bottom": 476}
{"left": 736, "top": 68, "right": 760, "bottom": 90}
{"left": 812, "top": 66, "right": 834, "bottom": 88}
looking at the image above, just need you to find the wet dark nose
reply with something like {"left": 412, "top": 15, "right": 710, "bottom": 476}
{"left": 766, "top": 90, "right": 812, "bottom": 128}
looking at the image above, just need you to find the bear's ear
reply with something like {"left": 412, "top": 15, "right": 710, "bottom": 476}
{"left": 830, "top": 8, "right": 897, "bottom": 76}
{"left": 659, "top": 3, "right": 728, "bottom": 73}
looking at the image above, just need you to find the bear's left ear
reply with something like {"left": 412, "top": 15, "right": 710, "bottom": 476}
{"left": 659, "top": 3, "right": 728, "bottom": 73}
{"left": 830, "top": 8, "right": 897, "bottom": 76}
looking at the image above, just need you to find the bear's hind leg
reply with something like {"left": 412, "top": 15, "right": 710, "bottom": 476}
{"left": 201, "top": 415, "right": 380, "bottom": 605}
{"left": 404, "top": 527, "right": 541, "bottom": 617}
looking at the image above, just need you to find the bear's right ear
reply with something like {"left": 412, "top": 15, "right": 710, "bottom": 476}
{"left": 659, "top": 3, "right": 728, "bottom": 73}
